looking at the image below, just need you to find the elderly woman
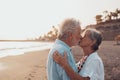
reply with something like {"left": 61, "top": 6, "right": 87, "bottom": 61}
{"left": 53, "top": 28, "right": 104, "bottom": 80}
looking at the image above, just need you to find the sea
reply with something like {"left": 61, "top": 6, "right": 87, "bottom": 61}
{"left": 0, "top": 41, "right": 53, "bottom": 58}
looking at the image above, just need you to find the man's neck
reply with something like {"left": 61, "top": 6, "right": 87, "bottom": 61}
{"left": 61, "top": 39, "right": 72, "bottom": 47}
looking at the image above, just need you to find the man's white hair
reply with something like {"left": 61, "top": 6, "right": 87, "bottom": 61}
{"left": 58, "top": 18, "right": 81, "bottom": 39}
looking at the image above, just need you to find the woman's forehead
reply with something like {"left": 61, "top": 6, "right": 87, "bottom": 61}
{"left": 81, "top": 30, "right": 90, "bottom": 37}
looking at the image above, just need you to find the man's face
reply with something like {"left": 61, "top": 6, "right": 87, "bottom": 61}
{"left": 71, "top": 26, "right": 81, "bottom": 46}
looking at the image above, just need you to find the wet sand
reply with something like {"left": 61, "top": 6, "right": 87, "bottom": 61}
{"left": 0, "top": 49, "right": 49, "bottom": 80}
{"left": 0, "top": 41, "right": 119, "bottom": 80}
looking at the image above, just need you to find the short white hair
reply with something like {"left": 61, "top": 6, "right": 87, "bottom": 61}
{"left": 85, "top": 28, "right": 103, "bottom": 51}
{"left": 58, "top": 18, "right": 81, "bottom": 39}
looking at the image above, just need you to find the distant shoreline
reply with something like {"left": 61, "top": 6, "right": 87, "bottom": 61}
{"left": 0, "top": 40, "right": 54, "bottom": 42}
{"left": 0, "top": 41, "right": 53, "bottom": 58}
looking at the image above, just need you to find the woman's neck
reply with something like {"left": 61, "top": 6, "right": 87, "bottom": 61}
{"left": 83, "top": 47, "right": 94, "bottom": 56}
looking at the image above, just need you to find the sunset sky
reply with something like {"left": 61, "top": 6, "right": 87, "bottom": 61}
{"left": 0, "top": 0, "right": 120, "bottom": 40}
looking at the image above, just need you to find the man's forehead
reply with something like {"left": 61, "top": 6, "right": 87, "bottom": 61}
{"left": 76, "top": 26, "right": 81, "bottom": 32}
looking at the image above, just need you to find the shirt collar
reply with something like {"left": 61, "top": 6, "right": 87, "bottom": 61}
{"left": 88, "top": 51, "right": 98, "bottom": 59}
{"left": 55, "top": 39, "right": 71, "bottom": 51}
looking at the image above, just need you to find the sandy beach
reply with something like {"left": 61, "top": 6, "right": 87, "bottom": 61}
{"left": 0, "top": 41, "right": 120, "bottom": 80}
{"left": 0, "top": 49, "right": 49, "bottom": 80}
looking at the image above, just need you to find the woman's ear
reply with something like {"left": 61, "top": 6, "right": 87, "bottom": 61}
{"left": 90, "top": 39, "right": 96, "bottom": 46}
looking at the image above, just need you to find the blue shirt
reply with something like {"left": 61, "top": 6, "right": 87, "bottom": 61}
{"left": 46, "top": 39, "right": 77, "bottom": 80}
{"left": 79, "top": 52, "right": 104, "bottom": 80}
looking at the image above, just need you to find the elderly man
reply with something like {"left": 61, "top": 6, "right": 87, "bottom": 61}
{"left": 53, "top": 28, "right": 104, "bottom": 80}
{"left": 46, "top": 18, "right": 82, "bottom": 80}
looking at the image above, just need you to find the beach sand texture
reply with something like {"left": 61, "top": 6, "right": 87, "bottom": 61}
{"left": 0, "top": 41, "right": 120, "bottom": 80}
{"left": 0, "top": 49, "right": 49, "bottom": 80}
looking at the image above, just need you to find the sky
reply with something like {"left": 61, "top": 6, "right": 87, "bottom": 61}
{"left": 0, "top": 0, "right": 120, "bottom": 40}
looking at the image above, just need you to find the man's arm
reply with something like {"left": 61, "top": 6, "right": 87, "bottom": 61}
{"left": 53, "top": 51, "right": 90, "bottom": 80}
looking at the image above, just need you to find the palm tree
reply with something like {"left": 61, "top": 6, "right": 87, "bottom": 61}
{"left": 115, "top": 8, "right": 120, "bottom": 18}
{"left": 103, "top": 10, "right": 109, "bottom": 21}
{"left": 50, "top": 26, "right": 58, "bottom": 40}
{"left": 105, "top": 14, "right": 112, "bottom": 21}
{"left": 95, "top": 15, "right": 103, "bottom": 24}
{"left": 110, "top": 12, "right": 118, "bottom": 20}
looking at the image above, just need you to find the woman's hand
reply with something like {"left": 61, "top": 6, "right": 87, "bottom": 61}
{"left": 53, "top": 51, "right": 68, "bottom": 68}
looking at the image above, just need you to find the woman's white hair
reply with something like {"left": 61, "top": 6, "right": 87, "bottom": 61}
{"left": 85, "top": 28, "right": 103, "bottom": 51}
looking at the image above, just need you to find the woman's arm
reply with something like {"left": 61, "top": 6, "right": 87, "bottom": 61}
{"left": 53, "top": 51, "right": 89, "bottom": 80}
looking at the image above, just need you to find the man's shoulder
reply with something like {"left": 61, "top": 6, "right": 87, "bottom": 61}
{"left": 53, "top": 41, "right": 67, "bottom": 49}
{"left": 49, "top": 43, "right": 66, "bottom": 54}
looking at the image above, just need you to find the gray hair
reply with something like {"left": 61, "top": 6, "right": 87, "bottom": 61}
{"left": 86, "top": 28, "right": 103, "bottom": 51}
{"left": 58, "top": 18, "right": 80, "bottom": 40}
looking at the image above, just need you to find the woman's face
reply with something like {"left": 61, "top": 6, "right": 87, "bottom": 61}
{"left": 79, "top": 31, "right": 93, "bottom": 48}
